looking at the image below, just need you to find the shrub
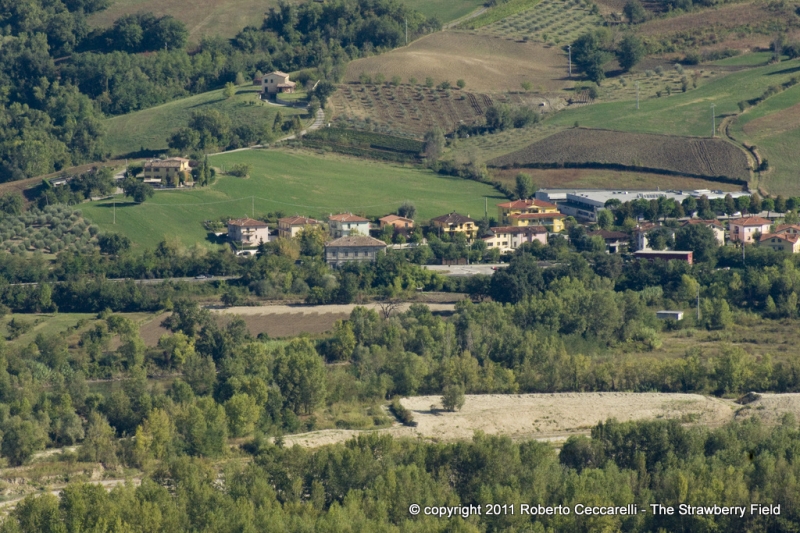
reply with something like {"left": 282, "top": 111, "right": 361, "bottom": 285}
{"left": 228, "top": 164, "right": 251, "bottom": 177}
{"left": 389, "top": 399, "right": 416, "bottom": 426}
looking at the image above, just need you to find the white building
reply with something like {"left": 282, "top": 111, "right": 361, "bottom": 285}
{"left": 328, "top": 213, "right": 370, "bottom": 238}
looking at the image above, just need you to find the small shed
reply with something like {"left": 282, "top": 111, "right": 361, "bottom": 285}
{"left": 656, "top": 310, "right": 684, "bottom": 321}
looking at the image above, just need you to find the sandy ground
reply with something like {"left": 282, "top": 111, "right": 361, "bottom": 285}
{"left": 735, "top": 393, "right": 800, "bottom": 424}
{"left": 282, "top": 392, "right": 739, "bottom": 448}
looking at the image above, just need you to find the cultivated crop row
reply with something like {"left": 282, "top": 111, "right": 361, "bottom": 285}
{"left": 0, "top": 205, "right": 99, "bottom": 255}
{"left": 489, "top": 128, "right": 751, "bottom": 181}
{"left": 479, "top": 0, "right": 603, "bottom": 46}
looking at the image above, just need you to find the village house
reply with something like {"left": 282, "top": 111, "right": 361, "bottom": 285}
{"left": 759, "top": 232, "right": 800, "bottom": 253}
{"left": 379, "top": 214, "right": 414, "bottom": 230}
{"left": 328, "top": 213, "right": 370, "bottom": 238}
{"left": 634, "top": 222, "right": 665, "bottom": 251}
{"left": 773, "top": 224, "right": 800, "bottom": 236}
{"left": 325, "top": 235, "right": 387, "bottom": 267}
{"left": 586, "top": 229, "right": 630, "bottom": 254}
{"left": 681, "top": 219, "right": 725, "bottom": 246}
{"left": 259, "top": 71, "right": 296, "bottom": 95}
{"left": 430, "top": 212, "right": 478, "bottom": 240}
{"left": 496, "top": 199, "right": 560, "bottom": 225}
{"left": 507, "top": 212, "right": 566, "bottom": 233}
{"left": 278, "top": 216, "right": 321, "bottom": 239}
{"left": 143, "top": 157, "right": 191, "bottom": 184}
{"left": 482, "top": 225, "right": 547, "bottom": 253}
{"left": 227, "top": 218, "right": 270, "bottom": 247}
{"left": 729, "top": 216, "right": 773, "bottom": 244}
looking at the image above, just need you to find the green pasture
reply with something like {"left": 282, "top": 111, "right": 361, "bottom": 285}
{"left": 103, "top": 86, "right": 306, "bottom": 157}
{"left": 460, "top": 0, "right": 542, "bottom": 29}
{"left": 711, "top": 52, "right": 776, "bottom": 67}
{"left": 81, "top": 149, "right": 505, "bottom": 249}
{"left": 1, "top": 313, "right": 96, "bottom": 346}
{"left": 549, "top": 59, "right": 800, "bottom": 137}
{"left": 400, "top": 0, "right": 485, "bottom": 23}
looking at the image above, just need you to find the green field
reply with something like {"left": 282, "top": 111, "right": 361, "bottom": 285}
{"left": 460, "top": 0, "right": 542, "bottom": 29}
{"left": 103, "top": 86, "right": 307, "bottom": 157}
{"left": 81, "top": 149, "right": 505, "bottom": 249}
{"left": 549, "top": 59, "right": 800, "bottom": 137}
{"left": 1, "top": 313, "right": 96, "bottom": 346}
{"left": 478, "top": 0, "right": 602, "bottom": 45}
{"left": 401, "top": 0, "right": 485, "bottom": 23}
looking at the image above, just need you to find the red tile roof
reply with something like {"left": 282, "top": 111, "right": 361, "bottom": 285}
{"left": 228, "top": 218, "right": 268, "bottom": 228}
{"left": 774, "top": 224, "right": 800, "bottom": 233}
{"left": 326, "top": 236, "right": 387, "bottom": 248}
{"left": 682, "top": 219, "right": 723, "bottom": 229}
{"left": 730, "top": 216, "right": 772, "bottom": 227}
{"left": 497, "top": 199, "right": 558, "bottom": 210}
{"left": 379, "top": 215, "right": 413, "bottom": 224}
{"left": 279, "top": 216, "right": 320, "bottom": 226}
{"left": 430, "top": 212, "right": 476, "bottom": 225}
{"left": 760, "top": 232, "right": 799, "bottom": 243}
{"left": 329, "top": 213, "right": 369, "bottom": 222}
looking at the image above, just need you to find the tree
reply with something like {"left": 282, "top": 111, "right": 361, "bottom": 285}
{"left": 223, "top": 82, "right": 236, "bottom": 99}
{"left": 423, "top": 128, "right": 445, "bottom": 161}
{"left": 274, "top": 338, "right": 326, "bottom": 414}
{"left": 98, "top": 233, "right": 131, "bottom": 255}
{"left": 224, "top": 393, "right": 261, "bottom": 437}
{"left": 571, "top": 30, "right": 612, "bottom": 84}
{"left": 121, "top": 178, "right": 154, "bottom": 203}
{"left": 750, "top": 193, "right": 762, "bottom": 214}
{"left": 724, "top": 194, "right": 736, "bottom": 216}
{"left": 646, "top": 227, "right": 674, "bottom": 250}
{"left": 623, "top": 0, "right": 648, "bottom": 23}
{"left": 441, "top": 384, "right": 465, "bottom": 411}
{"left": 617, "top": 34, "right": 645, "bottom": 71}
{"left": 675, "top": 224, "right": 718, "bottom": 263}
{"left": 597, "top": 209, "right": 613, "bottom": 229}
{"left": 457, "top": 79, "right": 466, "bottom": 89}
{"left": 79, "top": 412, "right": 118, "bottom": 467}
{"left": 1, "top": 417, "right": 46, "bottom": 466}
{"left": 398, "top": 201, "right": 416, "bottom": 220}
{"left": 515, "top": 173, "right": 533, "bottom": 200}
{"left": 775, "top": 195, "right": 787, "bottom": 213}
{"left": 0, "top": 192, "right": 24, "bottom": 215}
{"left": 312, "top": 81, "right": 336, "bottom": 108}
{"left": 425, "top": 77, "right": 434, "bottom": 88}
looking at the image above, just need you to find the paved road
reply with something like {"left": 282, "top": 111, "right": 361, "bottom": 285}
{"left": 423, "top": 264, "right": 508, "bottom": 277}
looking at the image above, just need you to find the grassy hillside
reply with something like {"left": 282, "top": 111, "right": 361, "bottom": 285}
{"left": 81, "top": 149, "right": 505, "bottom": 249}
{"left": 402, "top": 0, "right": 485, "bottom": 23}
{"left": 548, "top": 59, "right": 800, "bottom": 137}
{"left": 103, "top": 86, "right": 306, "bottom": 157}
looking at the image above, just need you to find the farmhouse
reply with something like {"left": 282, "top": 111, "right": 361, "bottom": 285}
{"left": 759, "top": 232, "right": 800, "bottom": 253}
{"left": 325, "top": 235, "right": 387, "bottom": 267}
{"left": 729, "top": 216, "right": 772, "bottom": 244}
{"left": 681, "top": 219, "right": 725, "bottom": 245}
{"left": 634, "top": 250, "right": 693, "bottom": 264}
{"left": 259, "top": 71, "right": 296, "bottom": 95}
{"left": 228, "top": 218, "right": 270, "bottom": 247}
{"left": 586, "top": 230, "right": 629, "bottom": 253}
{"left": 328, "top": 213, "right": 370, "bottom": 238}
{"left": 143, "top": 157, "right": 191, "bottom": 182}
{"left": 379, "top": 215, "right": 414, "bottom": 229}
{"left": 430, "top": 212, "right": 478, "bottom": 239}
{"left": 507, "top": 212, "right": 565, "bottom": 232}
{"left": 496, "top": 199, "right": 559, "bottom": 225}
{"left": 278, "top": 216, "right": 322, "bottom": 239}
{"left": 482, "top": 225, "right": 547, "bottom": 253}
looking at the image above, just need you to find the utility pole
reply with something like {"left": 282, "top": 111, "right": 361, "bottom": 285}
{"left": 696, "top": 286, "right": 700, "bottom": 321}
{"left": 405, "top": 18, "right": 408, "bottom": 46}
{"left": 567, "top": 45, "right": 572, "bottom": 78}
{"left": 711, "top": 103, "right": 716, "bottom": 137}
{"left": 636, "top": 82, "right": 640, "bottom": 110}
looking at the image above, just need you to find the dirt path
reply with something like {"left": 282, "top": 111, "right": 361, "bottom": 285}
{"left": 443, "top": 7, "right": 488, "bottom": 29}
{"left": 281, "top": 392, "right": 739, "bottom": 448}
{"left": 211, "top": 302, "right": 456, "bottom": 316}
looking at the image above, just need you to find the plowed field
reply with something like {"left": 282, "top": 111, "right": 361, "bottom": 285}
{"left": 489, "top": 128, "right": 751, "bottom": 181}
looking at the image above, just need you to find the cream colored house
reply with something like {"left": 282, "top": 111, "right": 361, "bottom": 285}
{"left": 143, "top": 157, "right": 190, "bottom": 182}
{"left": 759, "top": 232, "right": 800, "bottom": 253}
{"left": 430, "top": 212, "right": 478, "bottom": 240}
{"left": 278, "top": 216, "right": 321, "bottom": 239}
{"left": 773, "top": 224, "right": 800, "bottom": 237}
{"left": 497, "top": 199, "right": 559, "bottom": 225}
{"left": 379, "top": 215, "right": 414, "bottom": 229}
{"left": 325, "top": 236, "right": 387, "bottom": 266}
{"left": 328, "top": 213, "right": 370, "bottom": 238}
{"left": 260, "top": 71, "right": 296, "bottom": 95}
{"left": 228, "top": 218, "right": 269, "bottom": 247}
{"left": 482, "top": 225, "right": 547, "bottom": 253}
{"left": 729, "top": 216, "right": 772, "bottom": 244}
{"left": 507, "top": 212, "right": 566, "bottom": 232}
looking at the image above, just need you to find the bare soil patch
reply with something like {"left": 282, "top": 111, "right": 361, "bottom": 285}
{"left": 489, "top": 128, "right": 751, "bottom": 181}
{"left": 735, "top": 393, "right": 800, "bottom": 424}
{"left": 344, "top": 32, "right": 568, "bottom": 94}
{"left": 637, "top": 2, "right": 773, "bottom": 37}
{"left": 282, "top": 392, "right": 737, "bottom": 448}
{"left": 492, "top": 167, "right": 744, "bottom": 191}
{"left": 139, "top": 312, "right": 172, "bottom": 347}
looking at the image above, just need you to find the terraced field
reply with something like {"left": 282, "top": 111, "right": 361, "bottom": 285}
{"left": 489, "top": 128, "right": 751, "bottom": 181}
{"left": 477, "top": 0, "right": 603, "bottom": 45}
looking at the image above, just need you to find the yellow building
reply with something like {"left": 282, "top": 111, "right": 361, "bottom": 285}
{"left": 759, "top": 233, "right": 800, "bottom": 253}
{"left": 497, "top": 199, "right": 559, "bottom": 225}
{"left": 143, "top": 157, "right": 190, "bottom": 182}
{"left": 508, "top": 212, "right": 566, "bottom": 232}
{"left": 430, "top": 212, "right": 478, "bottom": 239}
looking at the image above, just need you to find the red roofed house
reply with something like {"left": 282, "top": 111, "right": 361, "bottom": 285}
{"left": 328, "top": 213, "right": 370, "bottom": 238}
{"left": 497, "top": 199, "right": 559, "bottom": 225}
{"left": 482, "top": 225, "right": 547, "bottom": 253}
{"left": 729, "top": 216, "right": 772, "bottom": 244}
{"left": 508, "top": 212, "right": 566, "bottom": 232}
{"left": 759, "top": 232, "right": 800, "bottom": 253}
{"left": 260, "top": 71, "right": 296, "bottom": 95}
{"left": 278, "top": 216, "right": 321, "bottom": 239}
{"left": 430, "top": 212, "right": 478, "bottom": 240}
{"left": 379, "top": 214, "right": 414, "bottom": 230}
{"left": 773, "top": 224, "right": 800, "bottom": 237}
{"left": 228, "top": 218, "right": 270, "bottom": 247}
{"left": 681, "top": 219, "right": 725, "bottom": 246}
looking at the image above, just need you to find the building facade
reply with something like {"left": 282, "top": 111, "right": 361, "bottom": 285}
{"left": 143, "top": 158, "right": 190, "bottom": 182}
{"left": 729, "top": 216, "right": 772, "bottom": 244}
{"left": 278, "top": 216, "right": 321, "bottom": 239}
{"left": 328, "top": 213, "right": 370, "bottom": 238}
{"left": 507, "top": 212, "right": 566, "bottom": 232}
{"left": 759, "top": 233, "right": 800, "bottom": 253}
{"left": 482, "top": 225, "right": 548, "bottom": 253}
{"left": 325, "top": 236, "right": 387, "bottom": 266}
{"left": 379, "top": 215, "right": 414, "bottom": 229}
{"left": 496, "top": 199, "right": 559, "bottom": 225}
{"left": 260, "top": 71, "right": 296, "bottom": 95}
{"left": 227, "top": 218, "right": 270, "bottom": 247}
{"left": 430, "top": 212, "right": 478, "bottom": 239}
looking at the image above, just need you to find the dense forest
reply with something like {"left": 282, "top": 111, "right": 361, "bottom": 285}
{"left": 0, "top": 0, "right": 440, "bottom": 181}
{"left": 0, "top": 418, "right": 798, "bottom": 532}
